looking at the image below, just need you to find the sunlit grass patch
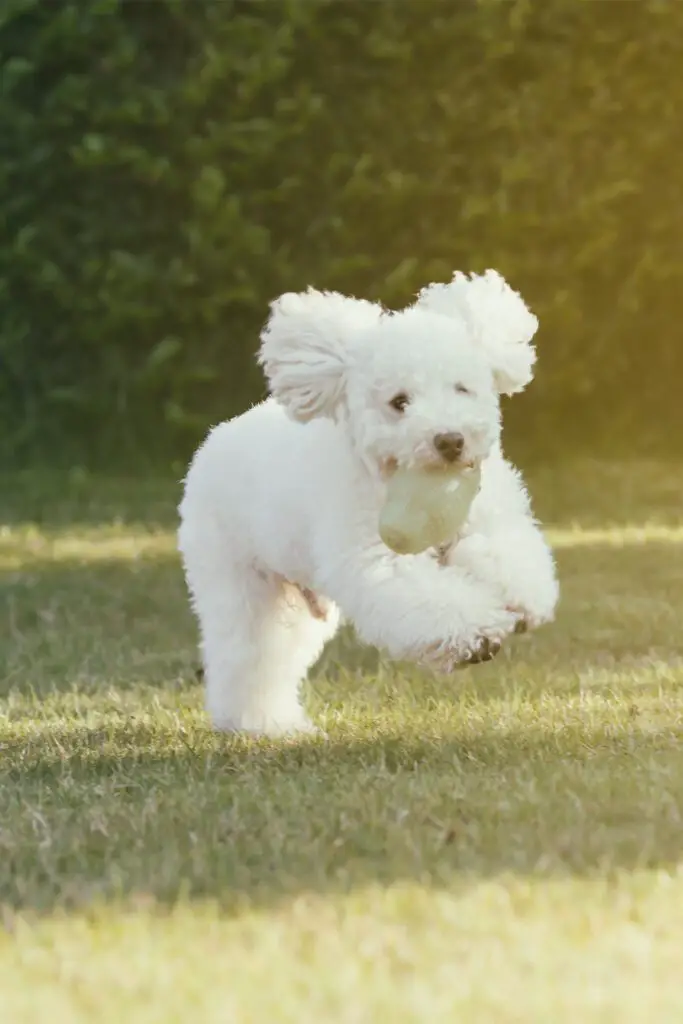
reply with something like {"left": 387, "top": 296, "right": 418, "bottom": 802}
{"left": 0, "top": 524, "right": 177, "bottom": 571}
{"left": 548, "top": 523, "right": 683, "bottom": 548}
{"left": 3, "top": 873, "right": 683, "bottom": 1023}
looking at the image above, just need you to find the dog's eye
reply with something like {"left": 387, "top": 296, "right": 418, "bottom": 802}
{"left": 455, "top": 383, "right": 471, "bottom": 396}
{"left": 389, "top": 392, "right": 410, "bottom": 413}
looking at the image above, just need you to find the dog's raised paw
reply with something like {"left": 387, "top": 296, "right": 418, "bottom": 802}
{"left": 418, "top": 633, "right": 503, "bottom": 673}
{"left": 460, "top": 635, "right": 501, "bottom": 666}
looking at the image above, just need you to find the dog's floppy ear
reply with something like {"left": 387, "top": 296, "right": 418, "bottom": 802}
{"left": 259, "top": 288, "right": 381, "bottom": 422}
{"left": 415, "top": 269, "right": 538, "bottom": 395}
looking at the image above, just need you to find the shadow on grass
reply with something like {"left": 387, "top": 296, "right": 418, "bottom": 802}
{"left": 4, "top": 533, "right": 683, "bottom": 702}
{"left": 2, "top": 555, "right": 196, "bottom": 698}
{"left": 1, "top": 715, "right": 683, "bottom": 916}
{"left": 0, "top": 473, "right": 179, "bottom": 530}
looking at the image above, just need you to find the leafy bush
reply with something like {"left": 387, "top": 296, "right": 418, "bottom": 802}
{"left": 1, "top": 0, "right": 681, "bottom": 465}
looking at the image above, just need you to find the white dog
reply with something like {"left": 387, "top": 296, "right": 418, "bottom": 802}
{"left": 178, "top": 270, "right": 559, "bottom": 735}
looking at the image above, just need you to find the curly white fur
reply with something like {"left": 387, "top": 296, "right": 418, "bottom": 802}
{"left": 414, "top": 269, "right": 538, "bottom": 395}
{"left": 178, "top": 270, "right": 559, "bottom": 735}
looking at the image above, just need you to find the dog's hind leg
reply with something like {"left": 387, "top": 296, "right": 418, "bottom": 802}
{"left": 179, "top": 527, "right": 339, "bottom": 734}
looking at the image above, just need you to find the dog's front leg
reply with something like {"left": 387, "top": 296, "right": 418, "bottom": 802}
{"left": 446, "top": 522, "right": 559, "bottom": 633}
{"left": 321, "top": 548, "right": 518, "bottom": 669}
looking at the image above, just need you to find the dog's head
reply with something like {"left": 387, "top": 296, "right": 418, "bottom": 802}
{"left": 258, "top": 270, "right": 538, "bottom": 476}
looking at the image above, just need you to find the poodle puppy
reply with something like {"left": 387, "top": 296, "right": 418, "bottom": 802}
{"left": 178, "top": 270, "right": 559, "bottom": 735}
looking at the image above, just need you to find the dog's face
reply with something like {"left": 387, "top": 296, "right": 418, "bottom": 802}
{"left": 259, "top": 270, "right": 538, "bottom": 478}
{"left": 344, "top": 307, "right": 500, "bottom": 475}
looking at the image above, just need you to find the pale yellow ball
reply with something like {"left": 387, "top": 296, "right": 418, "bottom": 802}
{"left": 379, "top": 463, "right": 481, "bottom": 555}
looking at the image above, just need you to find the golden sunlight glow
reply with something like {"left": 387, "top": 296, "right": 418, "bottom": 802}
{"left": 546, "top": 524, "right": 683, "bottom": 550}
{"left": 2, "top": 521, "right": 683, "bottom": 572}
{"left": 0, "top": 526, "right": 177, "bottom": 570}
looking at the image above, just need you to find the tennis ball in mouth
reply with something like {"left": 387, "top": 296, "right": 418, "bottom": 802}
{"left": 378, "top": 462, "right": 481, "bottom": 555}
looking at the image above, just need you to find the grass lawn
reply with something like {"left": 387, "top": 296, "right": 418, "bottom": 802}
{"left": 2, "top": 458, "right": 683, "bottom": 1022}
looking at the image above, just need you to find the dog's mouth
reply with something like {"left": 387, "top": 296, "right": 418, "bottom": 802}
{"left": 380, "top": 453, "right": 479, "bottom": 479}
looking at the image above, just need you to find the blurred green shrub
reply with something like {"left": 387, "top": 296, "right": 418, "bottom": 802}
{"left": 1, "top": 0, "right": 681, "bottom": 465}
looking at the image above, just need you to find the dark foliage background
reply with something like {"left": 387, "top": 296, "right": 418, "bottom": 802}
{"left": 1, "top": 0, "right": 681, "bottom": 467}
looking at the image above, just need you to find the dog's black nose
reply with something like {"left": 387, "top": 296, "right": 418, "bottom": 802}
{"left": 433, "top": 432, "right": 465, "bottom": 463}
